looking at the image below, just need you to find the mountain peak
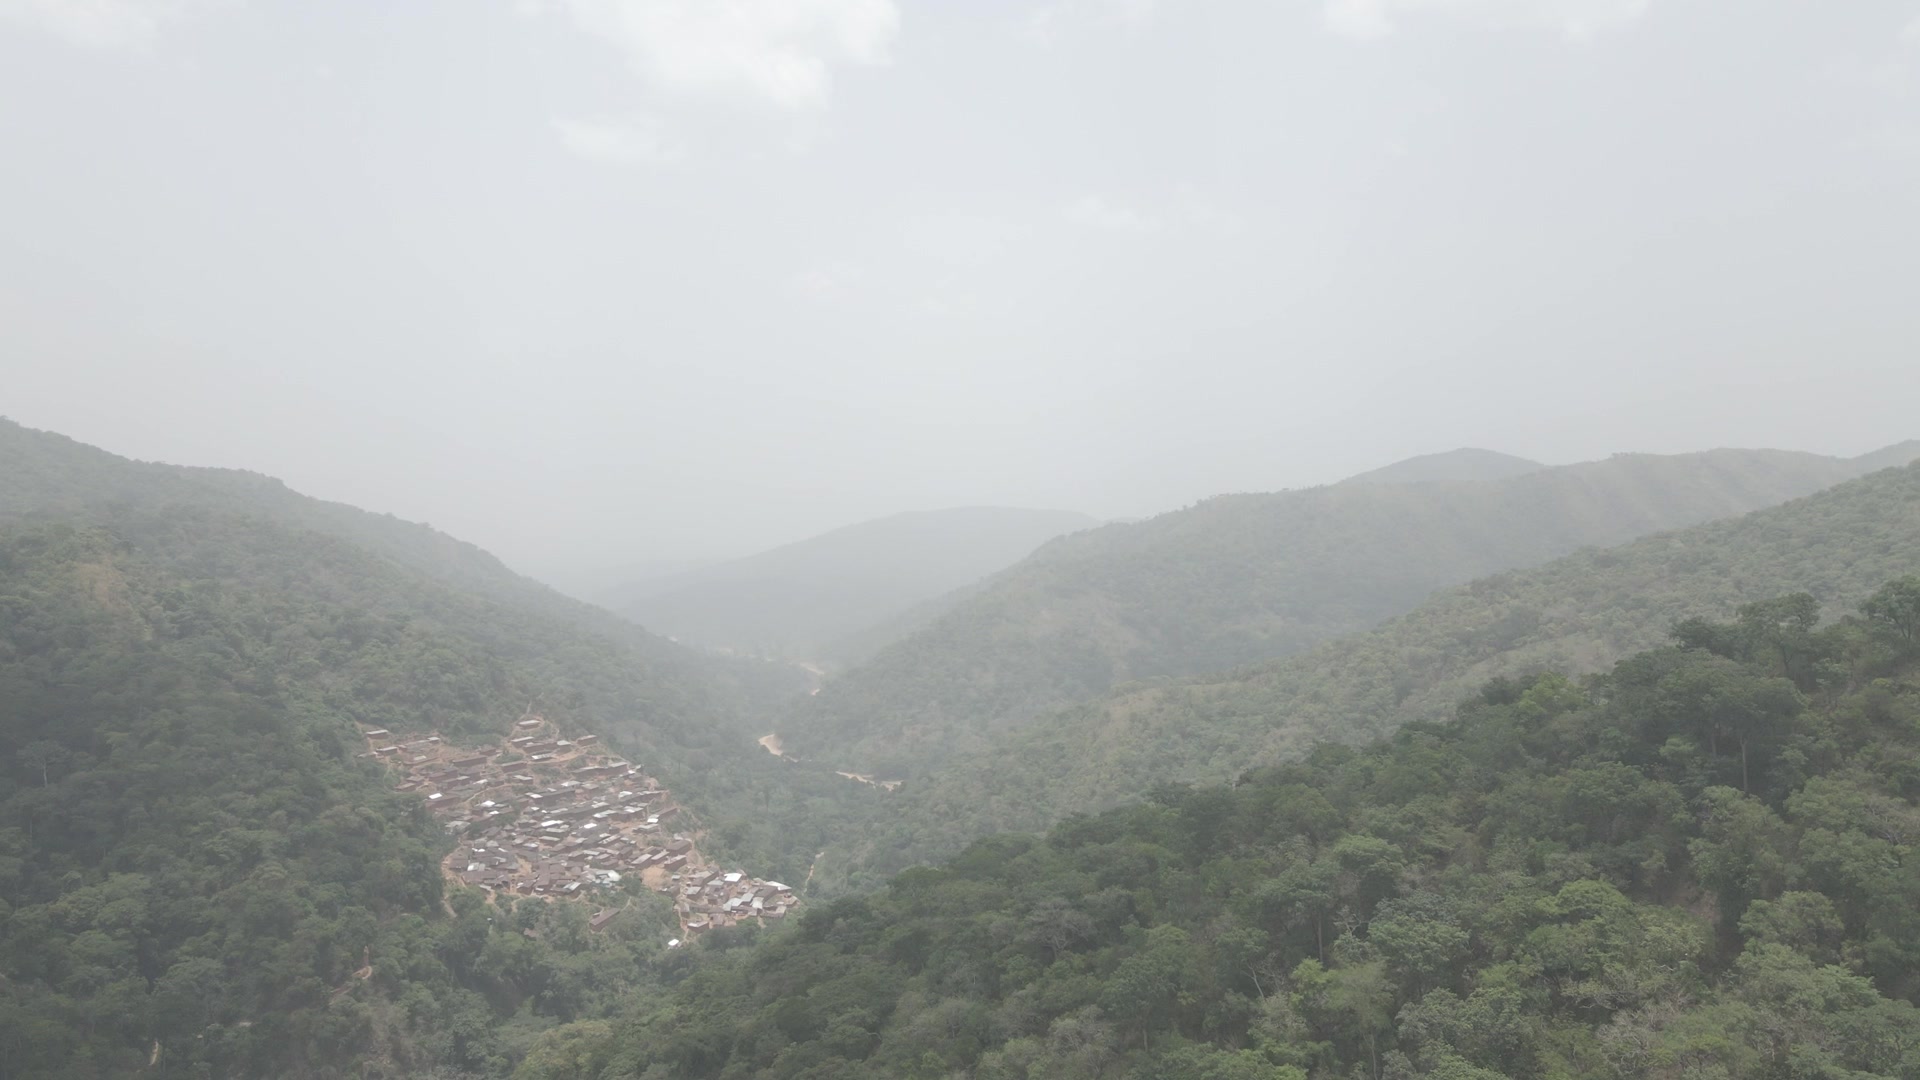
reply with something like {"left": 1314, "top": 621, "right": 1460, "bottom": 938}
{"left": 1339, "top": 447, "right": 1546, "bottom": 486}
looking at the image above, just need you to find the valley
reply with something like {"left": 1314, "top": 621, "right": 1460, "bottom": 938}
{"left": 11, "top": 8, "right": 1920, "bottom": 1077}
{"left": 5, "top": 421, "right": 1919, "bottom": 1080}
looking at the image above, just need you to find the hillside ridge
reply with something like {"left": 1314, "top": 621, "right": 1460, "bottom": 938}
{"left": 781, "top": 444, "right": 1917, "bottom": 779}
{"left": 829, "top": 458, "right": 1920, "bottom": 885}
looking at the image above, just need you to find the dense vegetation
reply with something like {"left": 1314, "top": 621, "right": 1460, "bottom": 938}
{"left": 832, "top": 460, "right": 1920, "bottom": 885}
{"left": 605, "top": 507, "right": 1097, "bottom": 665}
{"left": 10, "top": 418, "right": 1920, "bottom": 1078}
{"left": 536, "top": 582, "right": 1920, "bottom": 1079}
{"left": 781, "top": 447, "right": 1911, "bottom": 779}
{"left": 0, "top": 518, "right": 678, "bottom": 1077}
{"left": 0, "top": 419, "right": 803, "bottom": 714}
{"left": 0, "top": 420, "right": 872, "bottom": 880}
{"left": 0, "top": 428, "right": 892, "bottom": 1077}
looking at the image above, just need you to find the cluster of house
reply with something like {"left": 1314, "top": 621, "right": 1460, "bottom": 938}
{"left": 670, "top": 867, "right": 796, "bottom": 932}
{"left": 359, "top": 716, "right": 798, "bottom": 938}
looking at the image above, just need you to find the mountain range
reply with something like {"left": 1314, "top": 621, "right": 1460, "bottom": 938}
{"left": 9, "top": 417, "right": 1920, "bottom": 1078}
{"left": 778, "top": 445, "right": 1920, "bottom": 779}
{"left": 829, "top": 455, "right": 1920, "bottom": 886}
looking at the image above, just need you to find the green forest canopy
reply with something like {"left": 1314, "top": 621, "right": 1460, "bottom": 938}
{"left": 535, "top": 581, "right": 1920, "bottom": 1080}
{"left": 0, "top": 509, "right": 876, "bottom": 1078}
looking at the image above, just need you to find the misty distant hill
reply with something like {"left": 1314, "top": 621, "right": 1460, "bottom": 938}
{"left": 840, "top": 457, "right": 1920, "bottom": 881}
{"left": 1850, "top": 438, "right": 1920, "bottom": 475}
{"left": 1340, "top": 446, "right": 1546, "bottom": 485}
{"left": 779, "top": 444, "right": 1920, "bottom": 779}
{"left": 604, "top": 506, "right": 1100, "bottom": 662}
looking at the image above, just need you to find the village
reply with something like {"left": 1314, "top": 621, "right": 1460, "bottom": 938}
{"left": 359, "top": 716, "right": 797, "bottom": 941}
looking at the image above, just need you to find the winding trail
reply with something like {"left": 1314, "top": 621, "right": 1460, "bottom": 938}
{"left": 759, "top": 732, "right": 901, "bottom": 790}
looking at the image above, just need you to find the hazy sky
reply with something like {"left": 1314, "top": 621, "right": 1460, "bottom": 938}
{"left": 5, "top": 0, "right": 1919, "bottom": 579}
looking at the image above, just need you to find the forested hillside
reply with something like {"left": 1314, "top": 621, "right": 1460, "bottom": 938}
{"left": 0, "top": 426, "right": 895, "bottom": 1077}
{"left": 832, "top": 460, "right": 1920, "bottom": 885}
{"left": 530, "top": 586, "right": 1920, "bottom": 1079}
{"left": 0, "top": 418, "right": 810, "bottom": 736}
{"left": 0, "top": 507, "right": 890, "bottom": 1077}
{"left": 606, "top": 507, "right": 1098, "bottom": 664}
{"left": 0, "top": 422, "right": 891, "bottom": 880}
{"left": 781, "top": 447, "right": 1915, "bottom": 779}
{"left": 0, "top": 419, "right": 804, "bottom": 708}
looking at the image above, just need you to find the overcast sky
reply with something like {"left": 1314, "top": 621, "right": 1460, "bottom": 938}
{"left": 4, "top": 0, "right": 1918, "bottom": 580}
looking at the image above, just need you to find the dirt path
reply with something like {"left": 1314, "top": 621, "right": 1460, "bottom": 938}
{"left": 760, "top": 733, "right": 900, "bottom": 790}
{"left": 836, "top": 770, "right": 903, "bottom": 792}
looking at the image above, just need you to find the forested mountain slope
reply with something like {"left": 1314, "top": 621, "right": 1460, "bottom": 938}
{"left": 0, "top": 426, "right": 886, "bottom": 1076}
{"left": 782, "top": 446, "right": 1916, "bottom": 778}
{"left": 0, "top": 418, "right": 805, "bottom": 716}
{"left": 526, "top": 590, "right": 1920, "bottom": 1080}
{"left": 606, "top": 507, "right": 1098, "bottom": 663}
{"left": 841, "top": 460, "right": 1920, "bottom": 884}
{"left": 4, "top": 418, "right": 560, "bottom": 612}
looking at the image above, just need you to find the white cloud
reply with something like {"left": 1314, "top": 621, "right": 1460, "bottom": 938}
{"left": 1064, "top": 194, "right": 1165, "bottom": 235}
{"left": 553, "top": 115, "right": 685, "bottom": 165}
{"left": 547, "top": 0, "right": 899, "bottom": 111}
{"left": 1902, "top": 14, "right": 1920, "bottom": 47}
{"left": 0, "top": 0, "right": 213, "bottom": 50}
{"left": 1323, "top": 0, "right": 1654, "bottom": 42}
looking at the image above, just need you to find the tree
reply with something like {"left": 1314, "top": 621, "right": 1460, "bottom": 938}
{"left": 1656, "top": 656, "right": 1802, "bottom": 792}
{"left": 1860, "top": 576, "right": 1920, "bottom": 652}
{"left": 1735, "top": 593, "right": 1823, "bottom": 688}
{"left": 1737, "top": 891, "right": 1843, "bottom": 964}
{"left": 1689, "top": 787, "right": 1792, "bottom": 924}
{"left": 1365, "top": 894, "right": 1467, "bottom": 998}
{"left": 20, "top": 741, "right": 66, "bottom": 788}
{"left": 1100, "top": 926, "right": 1194, "bottom": 1049}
